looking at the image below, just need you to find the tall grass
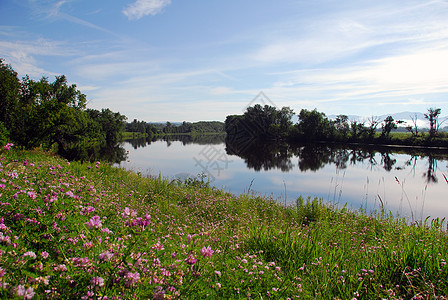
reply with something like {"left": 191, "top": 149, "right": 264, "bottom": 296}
{"left": 1, "top": 146, "right": 447, "bottom": 299}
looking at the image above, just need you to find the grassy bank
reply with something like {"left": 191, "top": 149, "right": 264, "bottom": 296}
{"left": 1, "top": 146, "right": 448, "bottom": 299}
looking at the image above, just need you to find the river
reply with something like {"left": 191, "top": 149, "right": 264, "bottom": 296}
{"left": 118, "top": 135, "right": 448, "bottom": 221}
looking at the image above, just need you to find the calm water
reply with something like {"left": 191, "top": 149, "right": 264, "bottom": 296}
{"left": 119, "top": 136, "right": 448, "bottom": 221}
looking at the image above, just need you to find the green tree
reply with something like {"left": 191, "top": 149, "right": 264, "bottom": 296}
{"left": 296, "top": 109, "right": 333, "bottom": 141}
{"left": 334, "top": 114, "right": 350, "bottom": 140}
{"left": 350, "top": 121, "right": 365, "bottom": 139}
{"left": 0, "top": 59, "right": 20, "bottom": 133}
{"left": 366, "top": 116, "right": 380, "bottom": 139}
{"left": 381, "top": 116, "right": 397, "bottom": 139}
{"left": 424, "top": 107, "right": 441, "bottom": 138}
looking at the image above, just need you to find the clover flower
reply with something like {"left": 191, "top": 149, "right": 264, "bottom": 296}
{"left": 185, "top": 254, "right": 197, "bottom": 265}
{"left": 200, "top": 245, "right": 214, "bottom": 258}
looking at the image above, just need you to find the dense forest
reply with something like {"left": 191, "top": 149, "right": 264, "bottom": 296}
{"left": 225, "top": 104, "right": 448, "bottom": 151}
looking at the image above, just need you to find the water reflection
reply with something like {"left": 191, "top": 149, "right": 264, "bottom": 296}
{"left": 120, "top": 135, "right": 448, "bottom": 219}
{"left": 225, "top": 138, "right": 448, "bottom": 184}
{"left": 65, "top": 142, "right": 127, "bottom": 164}
{"left": 126, "top": 134, "right": 226, "bottom": 149}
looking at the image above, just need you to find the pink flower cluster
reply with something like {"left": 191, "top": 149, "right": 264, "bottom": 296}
{"left": 3, "top": 143, "right": 13, "bottom": 151}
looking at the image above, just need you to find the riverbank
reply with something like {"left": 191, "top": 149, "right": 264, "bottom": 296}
{"left": 1, "top": 147, "right": 448, "bottom": 299}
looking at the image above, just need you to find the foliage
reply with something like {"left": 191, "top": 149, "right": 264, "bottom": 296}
{"left": 381, "top": 116, "right": 397, "bottom": 139}
{"left": 126, "top": 120, "right": 225, "bottom": 136}
{"left": 425, "top": 107, "right": 442, "bottom": 138}
{"left": 296, "top": 109, "right": 334, "bottom": 141}
{"left": 225, "top": 105, "right": 448, "bottom": 148}
{"left": 224, "top": 104, "right": 294, "bottom": 143}
{"left": 0, "top": 59, "right": 126, "bottom": 161}
{"left": 0, "top": 122, "right": 9, "bottom": 146}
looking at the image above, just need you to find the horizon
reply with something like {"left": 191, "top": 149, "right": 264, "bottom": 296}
{"left": 1, "top": 1, "right": 448, "bottom": 122}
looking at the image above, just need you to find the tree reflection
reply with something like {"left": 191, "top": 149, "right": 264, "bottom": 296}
{"left": 225, "top": 138, "right": 294, "bottom": 172}
{"left": 125, "top": 134, "right": 225, "bottom": 149}
{"left": 423, "top": 155, "right": 438, "bottom": 183}
{"left": 224, "top": 138, "right": 448, "bottom": 183}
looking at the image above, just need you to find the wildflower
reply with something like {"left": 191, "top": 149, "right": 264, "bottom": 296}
{"left": 82, "top": 206, "right": 95, "bottom": 214}
{"left": 214, "top": 270, "right": 221, "bottom": 277}
{"left": 85, "top": 215, "right": 102, "bottom": 229}
{"left": 91, "top": 276, "right": 105, "bottom": 287}
{"left": 185, "top": 254, "right": 197, "bottom": 265}
{"left": 4, "top": 143, "right": 13, "bottom": 150}
{"left": 121, "top": 207, "right": 137, "bottom": 218}
{"left": 23, "top": 251, "right": 37, "bottom": 259}
{"left": 216, "top": 283, "right": 222, "bottom": 289}
{"left": 65, "top": 190, "right": 75, "bottom": 198}
{"left": 54, "top": 264, "right": 67, "bottom": 272}
{"left": 16, "top": 285, "right": 34, "bottom": 299}
{"left": 187, "top": 234, "right": 193, "bottom": 243}
{"left": 0, "top": 232, "right": 11, "bottom": 245}
{"left": 201, "top": 245, "right": 214, "bottom": 258}
{"left": 152, "top": 241, "right": 164, "bottom": 250}
{"left": 126, "top": 272, "right": 140, "bottom": 286}
{"left": 99, "top": 250, "right": 113, "bottom": 261}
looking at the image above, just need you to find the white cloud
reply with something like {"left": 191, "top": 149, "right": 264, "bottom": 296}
{"left": 123, "top": 0, "right": 171, "bottom": 20}
{"left": 0, "top": 39, "right": 76, "bottom": 77}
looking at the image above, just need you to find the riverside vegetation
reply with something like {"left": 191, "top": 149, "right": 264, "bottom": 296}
{"left": 1, "top": 145, "right": 448, "bottom": 299}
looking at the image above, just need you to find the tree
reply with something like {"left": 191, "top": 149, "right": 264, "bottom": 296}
{"left": 334, "top": 115, "right": 350, "bottom": 140}
{"left": 296, "top": 109, "right": 333, "bottom": 141}
{"left": 381, "top": 116, "right": 397, "bottom": 139}
{"left": 0, "top": 59, "right": 20, "bottom": 133}
{"left": 424, "top": 107, "right": 441, "bottom": 138}
{"left": 350, "top": 121, "right": 365, "bottom": 139}
{"left": 406, "top": 113, "right": 420, "bottom": 137}
{"left": 366, "top": 116, "right": 380, "bottom": 139}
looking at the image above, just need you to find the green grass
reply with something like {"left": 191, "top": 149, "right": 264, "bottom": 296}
{"left": 1, "top": 146, "right": 448, "bottom": 299}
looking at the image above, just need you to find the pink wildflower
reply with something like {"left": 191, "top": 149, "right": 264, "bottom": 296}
{"left": 85, "top": 215, "right": 102, "bottom": 229}
{"left": 99, "top": 250, "right": 113, "bottom": 261}
{"left": 54, "top": 264, "right": 67, "bottom": 272}
{"left": 152, "top": 241, "right": 164, "bottom": 250}
{"left": 41, "top": 251, "right": 49, "bottom": 259}
{"left": 16, "top": 285, "right": 34, "bottom": 299}
{"left": 3, "top": 143, "right": 13, "bottom": 150}
{"left": 23, "top": 251, "right": 37, "bottom": 259}
{"left": 201, "top": 245, "right": 214, "bottom": 258}
{"left": 65, "top": 190, "right": 75, "bottom": 198}
{"left": 185, "top": 254, "right": 197, "bottom": 265}
{"left": 91, "top": 276, "right": 105, "bottom": 287}
{"left": 126, "top": 272, "right": 140, "bottom": 286}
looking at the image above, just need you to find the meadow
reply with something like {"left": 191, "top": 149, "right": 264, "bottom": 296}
{"left": 1, "top": 144, "right": 448, "bottom": 299}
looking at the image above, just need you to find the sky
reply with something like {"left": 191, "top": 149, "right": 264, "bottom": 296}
{"left": 1, "top": 0, "right": 448, "bottom": 122}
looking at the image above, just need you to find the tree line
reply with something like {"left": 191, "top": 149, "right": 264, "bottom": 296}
{"left": 225, "top": 104, "right": 447, "bottom": 148}
{"left": 0, "top": 59, "right": 126, "bottom": 161}
{"left": 126, "top": 120, "right": 225, "bottom": 136}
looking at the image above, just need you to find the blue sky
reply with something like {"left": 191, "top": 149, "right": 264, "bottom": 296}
{"left": 1, "top": 0, "right": 448, "bottom": 122}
